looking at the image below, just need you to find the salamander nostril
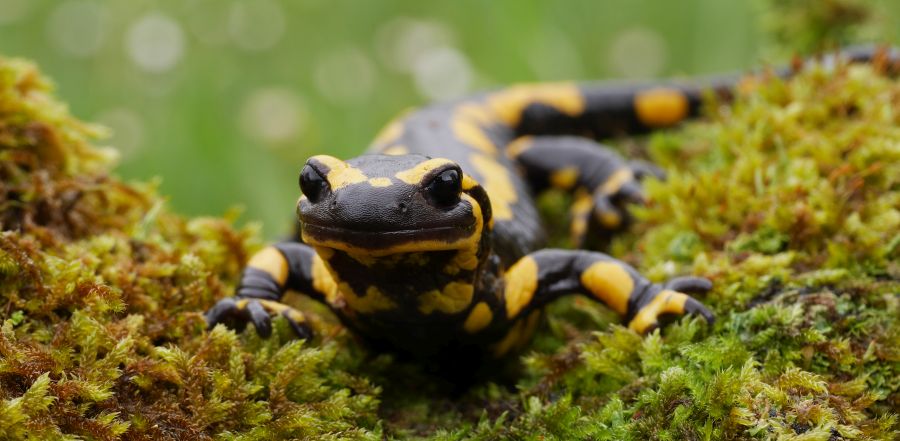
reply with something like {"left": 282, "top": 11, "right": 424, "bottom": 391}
{"left": 398, "top": 202, "right": 407, "bottom": 213}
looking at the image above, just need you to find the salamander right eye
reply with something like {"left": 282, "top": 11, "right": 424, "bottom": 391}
{"left": 425, "top": 168, "right": 462, "bottom": 207}
{"left": 299, "top": 165, "right": 329, "bottom": 203}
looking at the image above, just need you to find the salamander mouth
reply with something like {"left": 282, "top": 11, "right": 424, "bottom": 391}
{"left": 301, "top": 221, "right": 478, "bottom": 255}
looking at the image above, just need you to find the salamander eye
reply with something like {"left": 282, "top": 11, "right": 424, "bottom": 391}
{"left": 299, "top": 165, "right": 329, "bottom": 203}
{"left": 425, "top": 168, "right": 461, "bottom": 206}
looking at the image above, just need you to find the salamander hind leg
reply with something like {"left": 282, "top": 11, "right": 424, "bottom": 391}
{"left": 501, "top": 249, "right": 713, "bottom": 337}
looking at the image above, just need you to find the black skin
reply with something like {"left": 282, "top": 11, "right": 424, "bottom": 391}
{"left": 206, "top": 46, "right": 900, "bottom": 375}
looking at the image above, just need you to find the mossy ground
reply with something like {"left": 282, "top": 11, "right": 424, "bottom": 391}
{"left": 1, "top": 53, "right": 898, "bottom": 440}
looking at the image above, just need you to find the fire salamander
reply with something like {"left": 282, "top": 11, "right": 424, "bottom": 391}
{"left": 206, "top": 47, "right": 899, "bottom": 372}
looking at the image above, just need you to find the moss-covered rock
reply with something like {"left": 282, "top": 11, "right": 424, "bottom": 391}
{"left": 0, "top": 55, "right": 898, "bottom": 440}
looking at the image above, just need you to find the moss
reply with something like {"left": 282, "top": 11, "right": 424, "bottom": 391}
{"left": 1, "top": 54, "right": 899, "bottom": 439}
{"left": 758, "top": 0, "right": 885, "bottom": 56}
{"left": 0, "top": 57, "right": 381, "bottom": 440}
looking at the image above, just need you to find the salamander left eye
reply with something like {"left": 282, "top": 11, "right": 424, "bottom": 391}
{"left": 425, "top": 169, "right": 461, "bottom": 206}
{"left": 299, "top": 164, "right": 330, "bottom": 203}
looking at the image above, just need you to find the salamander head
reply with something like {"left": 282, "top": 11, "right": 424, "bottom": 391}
{"left": 297, "top": 154, "right": 492, "bottom": 258}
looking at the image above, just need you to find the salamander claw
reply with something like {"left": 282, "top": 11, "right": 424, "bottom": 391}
{"left": 205, "top": 297, "right": 313, "bottom": 339}
{"left": 245, "top": 299, "right": 273, "bottom": 338}
{"left": 627, "top": 278, "right": 714, "bottom": 333}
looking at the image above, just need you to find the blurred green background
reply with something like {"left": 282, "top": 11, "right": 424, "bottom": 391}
{"left": 1, "top": 0, "right": 897, "bottom": 238}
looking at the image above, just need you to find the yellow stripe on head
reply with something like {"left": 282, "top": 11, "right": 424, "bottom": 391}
{"left": 310, "top": 155, "right": 368, "bottom": 189}
{"left": 470, "top": 153, "right": 517, "bottom": 221}
{"left": 394, "top": 158, "right": 457, "bottom": 185}
{"left": 461, "top": 175, "right": 479, "bottom": 191}
{"left": 367, "top": 177, "right": 392, "bottom": 187}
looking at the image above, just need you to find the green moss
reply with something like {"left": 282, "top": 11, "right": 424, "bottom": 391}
{"left": 0, "top": 58, "right": 381, "bottom": 440}
{"left": 758, "top": 0, "right": 886, "bottom": 56}
{"left": 1, "top": 54, "right": 899, "bottom": 439}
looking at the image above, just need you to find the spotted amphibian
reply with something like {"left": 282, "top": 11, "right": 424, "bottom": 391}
{"left": 205, "top": 47, "right": 899, "bottom": 371}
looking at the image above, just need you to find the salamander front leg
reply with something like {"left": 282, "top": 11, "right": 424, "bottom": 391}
{"left": 502, "top": 249, "right": 713, "bottom": 335}
{"left": 205, "top": 242, "right": 329, "bottom": 339}
{"left": 508, "top": 135, "right": 665, "bottom": 247}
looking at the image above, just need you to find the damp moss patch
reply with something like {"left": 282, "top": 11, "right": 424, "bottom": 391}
{"left": 1, "top": 57, "right": 898, "bottom": 440}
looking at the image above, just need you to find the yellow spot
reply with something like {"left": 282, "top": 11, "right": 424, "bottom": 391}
{"left": 579, "top": 261, "right": 633, "bottom": 315}
{"left": 516, "top": 310, "right": 542, "bottom": 349}
{"left": 550, "top": 167, "right": 579, "bottom": 190}
{"left": 463, "top": 302, "right": 493, "bottom": 333}
{"left": 505, "top": 136, "right": 533, "bottom": 158}
{"left": 571, "top": 216, "right": 589, "bottom": 242}
{"left": 419, "top": 281, "right": 475, "bottom": 314}
{"left": 600, "top": 168, "right": 634, "bottom": 195}
{"left": 314, "top": 246, "right": 334, "bottom": 260}
{"left": 282, "top": 308, "right": 307, "bottom": 324}
{"left": 311, "top": 255, "right": 340, "bottom": 305}
{"left": 344, "top": 252, "right": 378, "bottom": 267}
{"left": 504, "top": 256, "right": 539, "bottom": 318}
{"left": 372, "top": 118, "right": 403, "bottom": 146}
{"left": 454, "top": 121, "right": 496, "bottom": 155}
{"left": 634, "top": 88, "right": 689, "bottom": 127}
{"left": 456, "top": 102, "right": 496, "bottom": 125}
{"left": 368, "top": 177, "right": 392, "bottom": 187}
{"left": 470, "top": 153, "right": 517, "bottom": 220}
{"left": 598, "top": 211, "right": 621, "bottom": 229}
{"left": 452, "top": 249, "right": 480, "bottom": 271}
{"left": 492, "top": 318, "right": 525, "bottom": 357}
{"left": 628, "top": 289, "right": 688, "bottom": 333}
{"left": 382, "top": 145, "right": 409, "bottom": 155}
{"left": 311, "top": 155, "right": 368, "bottom": 189}
{"left": 247, "top": 246, "right": 289, "bottom": 286}
{"left": 342, "top": 283, "right": 397, "bottom": 314}
{"left": 453, "top": 118, "right": 497, "bottom": 155}
{"left": 401, "top": 252, "right": 431, "bottom": 266}
{"left": 487, "top": 83, "right": 585, "bottom": 127}
{"left": 394, "top": 157, "right": 457, "bottom": 185}
{"left": 570, "top": 190, "right": 592, "bottom": 240}
{"left": 453, "top": 103, "right": 499, "bottom": 155}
